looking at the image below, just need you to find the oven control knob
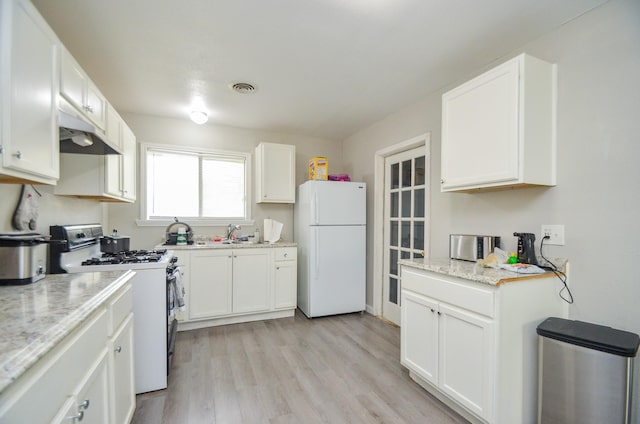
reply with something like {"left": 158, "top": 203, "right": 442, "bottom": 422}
{"left": 77, "top": 232, "right": 85, "bottom": 238}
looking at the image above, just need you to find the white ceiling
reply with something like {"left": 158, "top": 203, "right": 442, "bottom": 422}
{"left": 32, "top": 0, "right": 607, "bottom": 141}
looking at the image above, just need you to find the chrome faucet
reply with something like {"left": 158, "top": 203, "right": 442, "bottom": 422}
{"left": 227, "top": 224, "right": 241, "bottom": 240}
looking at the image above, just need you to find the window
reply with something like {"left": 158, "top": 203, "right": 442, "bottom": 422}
{"left": 140, "top": 144, "right": 251, "bottom": 225}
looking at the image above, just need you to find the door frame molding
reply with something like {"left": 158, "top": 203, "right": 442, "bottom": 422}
{"left": 372, "top": 133, "right": 430, "bottom": 318}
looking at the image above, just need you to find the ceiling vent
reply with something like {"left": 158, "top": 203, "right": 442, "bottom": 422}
{"left": 231, "top": 82, "right": 256, "bottom": 94}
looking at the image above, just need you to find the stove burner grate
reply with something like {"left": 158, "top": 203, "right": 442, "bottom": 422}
{"left": 81, "top": 249, "right": 169, "bottom": 266}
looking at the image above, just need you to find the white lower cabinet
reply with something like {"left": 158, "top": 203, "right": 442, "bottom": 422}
{"left": 189, "top": 249, "right": 233, "bottom": 319}
{"left": 0, "top": 282, "right": 134, "bottom": 424}
{"left": 400, "top": 265, "right": 564, "bottom": 424}
{"left": 182, "top": 246, "right": 297, "bottom": 329}
{"left": 401, "top": 291, "right": 494, "bottom": 420}
{"left": 109, "top": 314, "right": 135, "bottom": 424}
{"left": 401, "top": 291, "right": 439, "bottom": 384}
{"left": 438, "top": 303, "right": 494, "bottom": 420}
{"left": 73, "top": 350, "right": 111, "bottom": 424}
{"left": 273, "top": 247, "right": 297, "bottom": 310}
{"left": 50, "top": 351, "right": 110, "bottom": 424}
{"left": 233, "top": 249, "right": 271, "bottom": 313}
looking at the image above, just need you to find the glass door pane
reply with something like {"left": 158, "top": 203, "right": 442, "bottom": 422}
{"left": 383, "top": 148, "right": 428, "bottom": 326}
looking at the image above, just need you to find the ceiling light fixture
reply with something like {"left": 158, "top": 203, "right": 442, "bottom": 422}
{"left": 189, "top": 110, "right": 208, "bottom": 125}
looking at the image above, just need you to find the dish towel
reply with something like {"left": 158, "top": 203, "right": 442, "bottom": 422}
{"left": 173, "top": 267, "right": 186, "bottom": 311}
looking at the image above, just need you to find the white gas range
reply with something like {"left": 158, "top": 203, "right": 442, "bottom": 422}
{"left": 49, "top": 224, "right": 178, "bottom": 394}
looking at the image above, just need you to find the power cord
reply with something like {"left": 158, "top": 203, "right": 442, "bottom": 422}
{"left": 538, "top": 235, "right": 573, "bottom": 304}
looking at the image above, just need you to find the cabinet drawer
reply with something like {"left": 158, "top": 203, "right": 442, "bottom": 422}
{"left": 109, "top": 283, "right": 132, "bottom": 335}
{"left": 274, "top": 247, "right": 297, "bottom": 261}
{"left": 402, "top": 267, "right": 495, "bottom": 317}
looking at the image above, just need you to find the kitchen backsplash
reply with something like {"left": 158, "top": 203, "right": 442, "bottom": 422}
{"left": 0, "top": 184, "right": 105, "bottom": 235}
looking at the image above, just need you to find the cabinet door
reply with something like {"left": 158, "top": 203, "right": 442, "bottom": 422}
{"left": 85, "top": 80, "right": 106, "bottom": 129}
{"left": 441, "top": 58, "right": 519, "bottom": 190}
{"left": 105, "top": 103, "right": 122, "bottom": 151}
{"left": 256, "top": 143, "right": 295, "bottom": 203}
{"left": 120, "top": 123, "right": 137, "bottom": 201}
{"left": 105, "top": 119, "right": 135, "bottom": 201}
{"left": 189, "top": 250, "right": 232, "bottom": 319}
{"left": 105, "top": 154, "right": 121, "bottom": 197}
{"left": 74, "top": 350, "right": 111, "bottom": 424}
{"left": 60, "top": 48, "right": 86, "bottom": 114}
{"left": 273, "top": 260, "right": 297, "bottom": 310}
{"left": 1, "top": 0, "right": 58, "bottom": 182}
{"left": 109, "top": 314, "right": 135, "bottom": 424}
{"left": 400, "top": 290, "right": 439, "bottom": 385}
{"left": 233, "top": 249, "right": 271, "bottom": 313}
{"left": 438, "top": 303, "right": 494, "bottom": 422}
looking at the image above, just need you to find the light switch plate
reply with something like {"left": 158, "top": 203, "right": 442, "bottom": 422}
{"left": 541, "top": 224, "right": 565, "bottom": 245}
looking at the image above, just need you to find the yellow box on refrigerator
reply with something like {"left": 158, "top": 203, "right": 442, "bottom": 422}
{"left": 308, "top": 157, "right": 328, "bottom": 180}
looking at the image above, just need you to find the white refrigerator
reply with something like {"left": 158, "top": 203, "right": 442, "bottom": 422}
{"left": 295, "top": 181, "right": 366, "bottom": 317}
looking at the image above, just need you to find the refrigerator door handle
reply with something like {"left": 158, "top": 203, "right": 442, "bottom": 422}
{"left": 312, "top": 192, "right": 319, "bottom": 225}
{"left": 314, "top": 228, "right": 320, "bottom": 279}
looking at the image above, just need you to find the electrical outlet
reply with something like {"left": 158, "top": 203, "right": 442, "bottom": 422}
{"left": 541, "top": 224, "right": 565, "bottom": 245}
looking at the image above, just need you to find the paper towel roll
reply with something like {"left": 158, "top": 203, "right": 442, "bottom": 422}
{"left": 264, "top": 218, "right": 283, "bottom": 244}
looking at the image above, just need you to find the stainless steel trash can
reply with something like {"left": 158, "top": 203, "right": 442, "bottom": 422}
{"left": 537, "top": 317, "right": 639, "bottom": 424}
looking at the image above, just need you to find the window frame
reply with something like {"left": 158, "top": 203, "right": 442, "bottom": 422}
{"left": 136, "top": 143, "right": 254, "bottom": 227}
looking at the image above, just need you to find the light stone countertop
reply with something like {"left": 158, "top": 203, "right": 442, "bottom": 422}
{"left": 157, "top": 241, "right": 297, "bottom": 250}
{"left": 0, "top": 270, "right": 135, "bottom": 394}
{"left": 399, "top": 257, "right": 567, "bottom": 286}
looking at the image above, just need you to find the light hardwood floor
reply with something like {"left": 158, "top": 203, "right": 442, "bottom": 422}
{"left": 132, "top": 310, "right": 470, "bottom": 424}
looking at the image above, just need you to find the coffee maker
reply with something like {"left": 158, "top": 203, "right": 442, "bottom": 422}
{"left": 513, "top": 232, "right": 537, "bottom": 265}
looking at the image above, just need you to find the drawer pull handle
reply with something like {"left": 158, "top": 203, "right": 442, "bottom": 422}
{"left": 66, "top": 411, "right": 84, "bottom": 421}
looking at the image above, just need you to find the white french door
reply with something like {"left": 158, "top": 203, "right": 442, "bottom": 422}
{"left": 382, "top": 147, "right": 428, "bottom": 325}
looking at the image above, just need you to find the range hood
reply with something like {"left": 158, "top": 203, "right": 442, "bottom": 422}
{"left": 58, "top": 110, "right": 121, "bottom": 155}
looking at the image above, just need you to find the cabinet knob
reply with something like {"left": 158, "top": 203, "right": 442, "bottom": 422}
{"left": 79, "top": 399, "right": 90, "bottom": 410}
{"left": 284, "top": 253, "right": 288, "bottom": 258}
{"left": 114, "top": 345, "right": 122, "bottom": 353}
{"left": 276, "top": 266, "right": 280, "bottom": 270}
{"left": 440, "top": 179, "right": 444, "bottom": 184}
{"left": 437, "top": 311, "right": 441, "bottom": 316}
{"left": 430, "top": 308, "right": 435, "bottom": 313}
{"left": 13, "top": 151, "right": 22, "bottom": 159}
{"left": 66, "top": 411, "right": 84, "bottom": 421}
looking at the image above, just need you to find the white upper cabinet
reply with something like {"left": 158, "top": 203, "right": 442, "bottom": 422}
{"left": 105, "top": 102, "right": 123, "bottom": 152}
{"left": 0, "top": 0, "right": 59, "bottom": 184}
{"left": 441, "top": 54, "right": 556, "bottom": 192}
{"left": 60, "top": 47, "right": 107, "bottom": 130}
{"left": 255, "top": 142, "right": 296, "bottom": 203}
{"left": 106, "top": 118, "right": 136, "bottom": 202}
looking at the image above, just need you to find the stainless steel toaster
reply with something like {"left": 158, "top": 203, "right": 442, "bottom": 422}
{"left": 449, "top": 234, "right": 501, "bottom": 262}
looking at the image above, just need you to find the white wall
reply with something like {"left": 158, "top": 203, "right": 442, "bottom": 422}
{"left": 343, "top": 0, "right": 640, "bottom": 417}
{"left": 107, "top": 113, "right": 344, "bottom": 249}
{"left": 0, "top": 184, "right": 105, "bottom": 234}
